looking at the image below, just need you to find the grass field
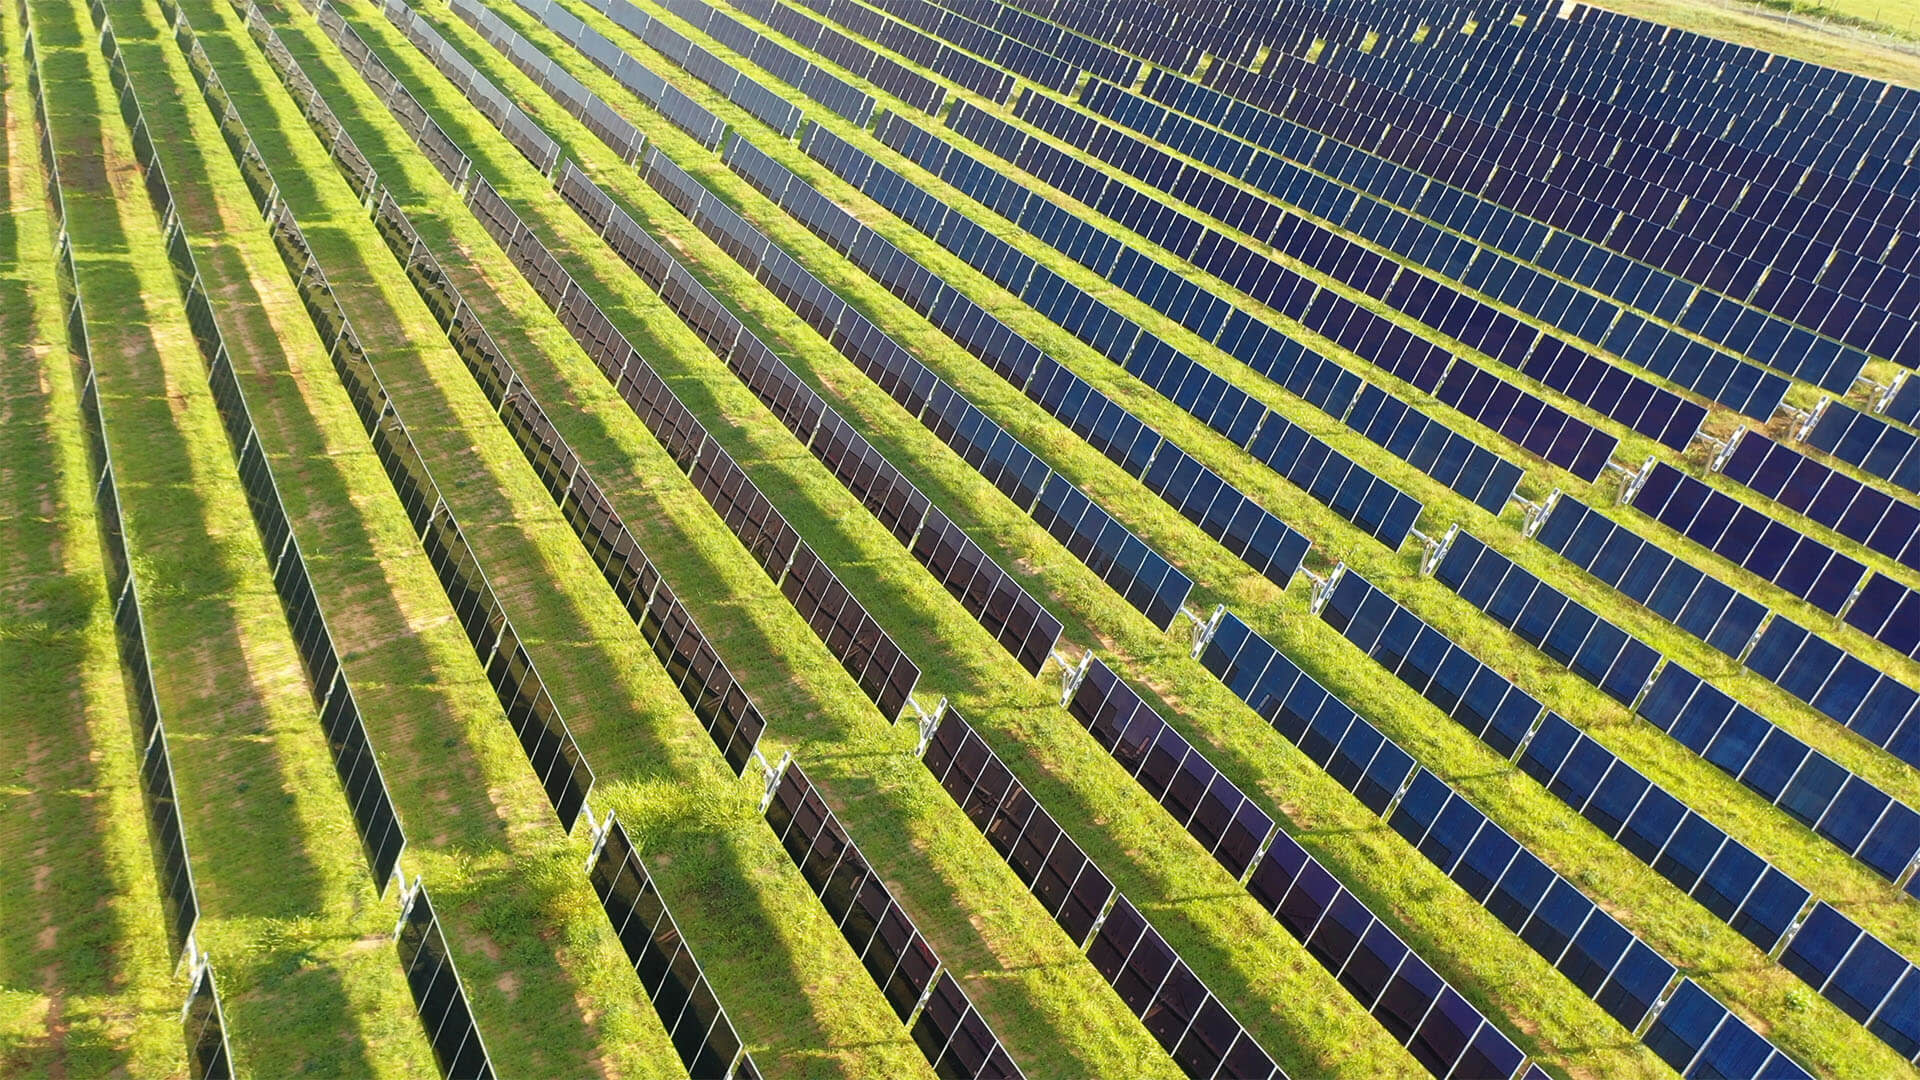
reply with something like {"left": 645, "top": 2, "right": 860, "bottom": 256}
{"left": 2, "top": 0, "right": 1915, "bottom": 1073}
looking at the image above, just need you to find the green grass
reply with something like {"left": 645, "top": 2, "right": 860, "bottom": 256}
{"left": 380, "top": 0, "right": 1920, "bottom": 1075}
{"left": 0, "top": 5, "right": 186, "bottom": 1074}
{"left": 21, "top": 0, "right": 444, "bottom": 1072}
{"left": 104, "top": 0, "right": 709, "bottom": 1073}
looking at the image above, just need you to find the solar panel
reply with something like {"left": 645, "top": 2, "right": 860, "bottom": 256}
{"left": 763, "top": 761, "right": 1025, "bottom": 1075}
{"left": 1430, "top": 529, "right": 1660, "bottom": 704}
{"left": 588, "top": 817, "right": 760, "bottom": 1078}
{"left": 920, "top": 710, "right": 1283, "bottom": 1079}
{"left": 1064, "top": 664, "right": 1527, "bottom": 1079}
{"left": 182, "top": 961, "right": 234, "bottom": 1080}
{"left": 1714, "top": 429, "right": 1920, "bottom": 573}
{"left": 1643, "top": 981, "right": 1812, "bottom": 1080}
{"left": 1628, "top": 462, "right": 1866, "bottom": 615}
{"left": 1803, "top": 399, "right": 1920, "bottom": 496}
{"left": 396, "top": 886, "right": 497, "bottom": 1079}
{"left": 1533, "top": 493, "right": 1767, "bottom": 657}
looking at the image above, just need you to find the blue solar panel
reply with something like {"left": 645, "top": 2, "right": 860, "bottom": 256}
{"left": 1197, "top": 611, "right": 1680, "bottom": 1031}
{"left": 1430, "top": 531, "right": 1659, "bottom": 704}
{"left": 1629, "top": 463, "right": 1866, "bottom": 615}
{"left": 1546, "top": 492, "right": 1756, "bottom": 639}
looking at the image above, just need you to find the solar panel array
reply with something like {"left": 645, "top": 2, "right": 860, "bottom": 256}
{"left": 1625, "top": 463, "right": 1920, "bottom": 762}
{"left": 1096, "top": 69, "right": 1822, "bottom": 409}
{"left": 1532, "top": 492, "right": 1920, "bottom": 753}
{"left": 1196, "top": 56, "right": 1915, "bottom": 370}
{"left": 1429, "top": 526, "right": 1920, "bottom": 876}
{"left": 1196, "top": 611, "right": 1690, "bottom": 1039}
{"left": 260, "top": 6, "right": 771, "bottom": 781}
{"left": 1013, "top": 87, "right": 1752, "bottom": 436}
{"left": 867, "top": 110, "right": 1524, "bottom": 517}
{"left": 342, "top": 4, "right": 900, "bottom": 756}
{"left": 1064, "top": 664, "right": 1527, "bottom": 1079}
{"left": 1313, "top": 564, "right": 1920, "bottom": 1058}
{"left": 140, "top": 26, "right": 420, "bottom": 882}
{"left": 411, "top": 0, "right": 1918, "bottom": 1071}
{"left": 27, "top": 14, "right": 207, "bottom": 985}
{"left": 947, "top": 100, "right": 1629, "bottom": 481}
{"left": 588, "top": 816, "right": 761, "bottom": 1077}
{"left": 98, "top": 0, "right": 1919, "bottom": 1072}
{"left": 229, "top": 17, "right": 778, "bottom": 1071}
{"left": 699, "top": 134, "right": 1314, "bottom": 587}
{"left": 1079, "top": 5, "right": 1918, "bottom": 371}
{"left": 763, "top": 761, "right": 1025, "bottom": 1078}
{"left": 919, "top": 710, "right": 1285, "bottom": 1079}
{"left": 802, "top": 121, "right": 1426, "bottom": 547}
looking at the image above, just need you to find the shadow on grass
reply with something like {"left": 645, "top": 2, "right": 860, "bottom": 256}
{"left": 34, "top": 3, "right": 334, "bottom": 921}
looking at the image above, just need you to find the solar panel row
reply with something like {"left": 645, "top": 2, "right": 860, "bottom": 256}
{"left": 1195, "top": 610, "right": 1685, "bottom": 1037}
{"left": 1627, "top": 462, "right": 1866, "bottom": 615}
{"left": 1712, "top": 428, "right": 1920, "bottom": 575}
{"left": 1803, "top": 399, "right": 1920, "bottom": 497}
{"left": 588, "top": 817, "right": 761, "bottom": 1078}
{"left": 920, "top": 709, "right": 1286, "bottom": 1079}
{"left": 101, "top": 18, "right": 417, "bottom": 938}
{"left": 764, "top": 761, "right": 1026, "bottom": 1078}
{"left": 1531, "top": 495, "right": 1766, "bottom": 657}
{"left": 801, "top": 120, "right": 1426, "bottom": 547}
{"left": 868, "top": 110, "right": 1524, "bottom": 515}
{"left": 704, "top": 133, "right": 1313, "bottom": 588}
{"left": 943, "top": 99, "right": 1623, "bottom": 482}
{"left": 48, "top": 175, "right": 204, "bottom": 963}
{"left": 1065, "top": 662, "right": 1528, "bottom": 1079}
{"left": 1084, "top": 75, "right": 1795, "bottom": 419}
